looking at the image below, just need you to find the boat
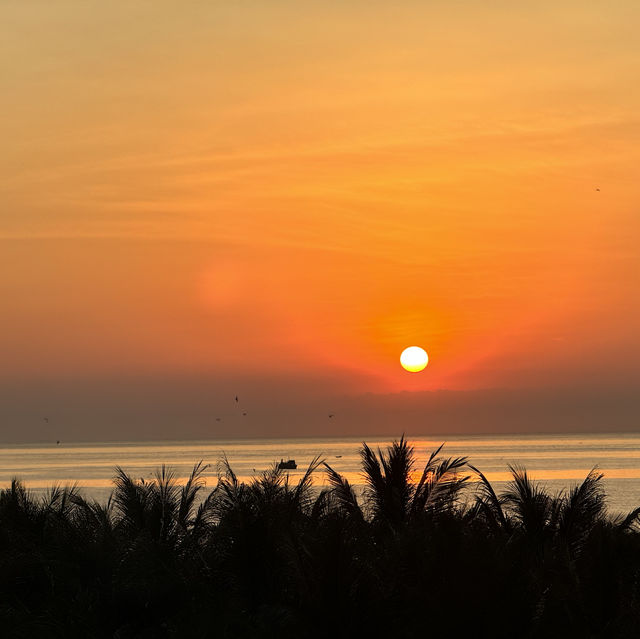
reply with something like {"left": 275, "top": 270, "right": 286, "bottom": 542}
{"left": 278, "top": 459, "right": 297, "bottom": 470}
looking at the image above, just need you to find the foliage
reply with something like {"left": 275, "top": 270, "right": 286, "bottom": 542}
{"left": 1, "top": 439, "right": 640, "bottom": 637}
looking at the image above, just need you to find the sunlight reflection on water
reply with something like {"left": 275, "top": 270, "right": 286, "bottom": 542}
{"left": 2, "top": 433, "right": 640, "bottom": 513}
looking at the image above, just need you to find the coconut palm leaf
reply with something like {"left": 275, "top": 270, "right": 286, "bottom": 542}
{"left": 71, "top": 492, "right": 114, "bottom": 533}
{"left": 360, "top": 441, "right": 387, "bottom": 519}
{"left": 42, "top": 482, "right": 81, "bottom": 516}
{"left": 309, "top": 487, "right": 333, "bottom": 521}
{"left": 292, "top": 455, "right": 323, "bottom": 513}
{"left": 151, "top": 464, "right": 180, "bottom": 515}
{"left": 210, "top": 454, "right": 251, "bottom": 523}
{"left": 557, "top": 468, "right": 605, "bottom": 554}
{"left": 112, "top": 465, "right": 149, "bottom": 531}
{"left": 323, "top": 462, "right": 363, "bottom": 520}
{"left": 412, "top": 454, "right": 469, "bottom": 514}
{"left": 468, "top": 463, "right": 511, "bottom": 534}
{"left": 615, "top": 505, "right": 640, "bottom": 531}
{"left": 253, "top": 463, "right": 287, "bottom": 504}
{"left": 360, "top": 436, "right": 417, "bottom": 524}
{"left": 0, "top": 478, "right": 40, "bottom": 529}
{"left": 177, "top": 461, "right": 209, "bottom": 531}
{"left": 503, "top": 465, "right": 553, "bottom": 541}
{"left": 190, "top": 488, "right": 217, "bottom": 536}
{"left": 413, "top": 443, "right": 444, "bottom": 496}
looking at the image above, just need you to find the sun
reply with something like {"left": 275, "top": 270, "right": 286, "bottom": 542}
{"left": 400, "top": 346, "right": 429, "bottom": 372}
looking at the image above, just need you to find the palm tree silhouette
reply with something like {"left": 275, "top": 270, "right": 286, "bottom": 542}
{"left": 324, "top": 437, "right": 468, "bottom": 528}
{"left": 2, "top": 439, "right": 640, "bottom": 637}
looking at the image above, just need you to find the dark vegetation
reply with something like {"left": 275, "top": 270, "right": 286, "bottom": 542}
{"left": 2, "top": 437, "right": 640, "bottom": 638}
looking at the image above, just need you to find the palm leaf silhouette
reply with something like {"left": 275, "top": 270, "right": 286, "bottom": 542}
{"left": 323, "top": 462, "right": 363, "bottom": 521}
{"left": 468, "top": 463, "right": 511, "bottom": 534}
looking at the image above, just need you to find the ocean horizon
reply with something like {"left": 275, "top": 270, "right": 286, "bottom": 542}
{"left": 3, "top": 431, "right": 640, "bottom": 514}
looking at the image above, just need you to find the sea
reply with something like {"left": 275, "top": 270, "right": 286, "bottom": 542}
{"left": 2, "top": 432, "right": 640, "bottom": 514}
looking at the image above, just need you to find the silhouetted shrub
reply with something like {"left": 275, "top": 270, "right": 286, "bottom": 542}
{"left": 1, "top": 438, "right": 640, "bottom": 638}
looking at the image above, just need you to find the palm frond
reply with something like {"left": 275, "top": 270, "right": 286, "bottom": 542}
{"left": 412, "top": 452, "right": 469, "bottom": 515}
{"left": 192, "top": 490, "right": 215, "bottom": 526}
{"left": 360, "top": 437, "right": 417, "bottom": 524}
{"left": 210, "top": 454, "right": 247, "bottom": 521}
{"left": 413, "top": 443, "right": 445, "bottom": 497}
{"left": 292, "top": 455, "right": 323, "bottom": 512}
{"left": 177, "top": 461, "right": 209, "bottom": 530}
{"left": 309, "top": 487, "right": 333, "bottom": 521}
{"left": 360, "top": 441, "right": 386, "bottom": 518}
{"left": 323, "top": 462, "right": 363, "bottom": 520}
{"left": 112, "top": 465, "right": 149, "bottom": 530}
{"left": 503, "top": 465, "right": 552, "bottom": 540}
{"left": 253, "top": 462, "right": 286, "bottom": 501}
{"left": 615, "top": 505, "right": 640, "bottom": 531}
{"left": 468, "top": 463, "right": 510, "bottom": 533}
{"left": 0, "top": 478, "right": 38, "bottom": 520}
{"left": 558, "top": 467, "right": 606, "bottom": 553}
{"left": 43, "top": 482, "right": 81, "bottom": 517}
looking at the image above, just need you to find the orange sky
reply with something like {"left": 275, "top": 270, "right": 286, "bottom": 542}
{"left": 1, "top": 2, "right": 639, "bottom": 440}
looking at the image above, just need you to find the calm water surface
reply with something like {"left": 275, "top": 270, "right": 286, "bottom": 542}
{"left": 2, "top": 433, "right": 640, "bottom": 513}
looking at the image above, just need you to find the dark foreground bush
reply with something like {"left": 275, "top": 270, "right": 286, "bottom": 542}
{"left": 2, "top": 437, "right": 640, "bottom": 638}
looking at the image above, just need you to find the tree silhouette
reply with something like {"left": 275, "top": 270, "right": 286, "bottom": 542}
{"left": 2, "top": 439, "right": 640, "bottom": 637}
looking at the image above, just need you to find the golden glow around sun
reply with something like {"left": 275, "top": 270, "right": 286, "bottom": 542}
{"left": 400, "top": 346, "right": 429, "bottom": 373}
